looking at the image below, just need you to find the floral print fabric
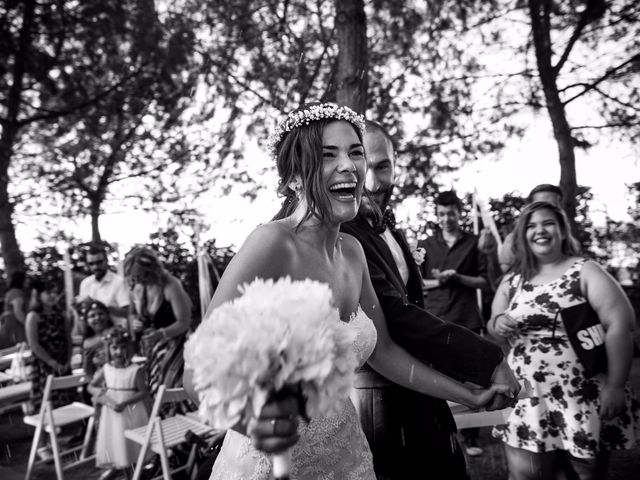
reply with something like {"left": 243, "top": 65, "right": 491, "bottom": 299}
{"left": 493, "top": 259, "right": 640, "bottom": 457}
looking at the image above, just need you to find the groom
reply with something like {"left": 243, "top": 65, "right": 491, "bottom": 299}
{"left": 341, "top": 121, "right": 519, "bottom": 479}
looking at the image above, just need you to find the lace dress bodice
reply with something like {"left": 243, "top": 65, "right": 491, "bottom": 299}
{"left": 210, "top": 306, "right": 377, "bottom": 480}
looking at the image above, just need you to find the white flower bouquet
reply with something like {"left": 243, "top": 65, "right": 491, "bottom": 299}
{"left": 184, "top": 276, "right": 359, "bottom": 478}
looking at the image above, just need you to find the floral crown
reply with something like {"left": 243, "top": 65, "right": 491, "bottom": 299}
{"left": 103, "top": 326, "right": 131, "bottom": 345}
{"left": 266, "top": 103, "right": 366, "bottom": 161}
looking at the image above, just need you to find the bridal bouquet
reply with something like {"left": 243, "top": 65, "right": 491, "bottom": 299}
{"left": 184, "top": 277, "right": 358, "bottom": 476}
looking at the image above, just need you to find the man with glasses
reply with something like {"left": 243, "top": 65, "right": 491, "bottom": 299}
{"left": 77, "top": 245, "right": 129, "bottom": 327}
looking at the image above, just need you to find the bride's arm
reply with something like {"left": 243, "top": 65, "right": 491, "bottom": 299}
{"left": 183, "top": 223, "right": 301, "bottom": 452}
{"left": 357, "top": 246, "right": 509, "bottom": 408}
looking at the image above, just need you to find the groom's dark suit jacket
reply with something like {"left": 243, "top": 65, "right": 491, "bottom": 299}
{"left": 341, "top": 214, "right": 503, "bottom": 479}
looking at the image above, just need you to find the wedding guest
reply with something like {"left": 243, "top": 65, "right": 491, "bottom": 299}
{"left": 25, "top": 277, "right": 73, "bottom": 411}
{"left": 342, "top": 122, "right": 516, "bottom": 479}
{"left": 0, "top": 270, "right": 27, "bottom": 347}
{"left": 497, "top": 184, "right": 563, "bottom": 273}
{"left": 185, "top": 102, "right": 511, "bottom": 479}
{"left": 488, "top": 201, "right": 640, "bottom": 479}
{"left": 77, "top": 245, "right": 129, "bottom": 327}
{"left": 82, "top": 300, "right": 114, "bottom": 378}
{"left": 418, "top": 189, "right": 489, "bottom": 457}
{"left": 88, "top": 327, "right": 150, "bottom": 480}
{"left": 123, "top": 247, "right": 191, "bottom": 403}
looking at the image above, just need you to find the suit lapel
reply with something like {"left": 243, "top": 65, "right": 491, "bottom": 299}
{"left": 346, "top": 217, "right": 407, "bottom": 294}
{"left": 391, "top": 229, "right": 424, "bottom": 307}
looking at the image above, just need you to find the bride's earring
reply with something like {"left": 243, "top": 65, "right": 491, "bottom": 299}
{"left": 289, "top": 180, "right": 302, "bottom": 199}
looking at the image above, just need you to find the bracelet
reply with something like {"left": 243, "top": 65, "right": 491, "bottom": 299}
{"left": 161, "top": 328, "right": 169, "bottom": 341}
{"left": 492, "top": 313, "right": 506, "bottom": 330}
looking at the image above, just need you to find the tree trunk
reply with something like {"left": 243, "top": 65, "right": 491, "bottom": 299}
{"left": 529, "top": 0, "right": 577, "bottom": 221}
{"left": 90, "top": 200, "right": 102, "bottom": 244}
{"left": 0, "top": 136, "right": 25, "bottom": 277}
{"left": 0, "top": 0, "right": 36, "bottom": 276}
{"left": 334, "top": 0, "right": 368, "bottom": 113}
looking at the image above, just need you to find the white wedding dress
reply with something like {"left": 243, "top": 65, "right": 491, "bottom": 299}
{"left": 209, "top": 306, "right": 378, "bottom": 479}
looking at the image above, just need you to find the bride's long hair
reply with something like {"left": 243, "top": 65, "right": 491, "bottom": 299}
{"left": 271, "top": 105, "right": 364, "bottom": 226}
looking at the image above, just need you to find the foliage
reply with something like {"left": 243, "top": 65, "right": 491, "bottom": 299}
{"left": 464, "top": 0, "right": 640, "bottom": 218}
{"left": 177, "top": 0, "right": 516, "bottom": 202}
{"left": 6, "top": 0, "right": 205, "bottom": 243}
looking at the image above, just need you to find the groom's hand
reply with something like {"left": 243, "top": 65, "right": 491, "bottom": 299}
{"left": 249, "top": 396, "right": 300, "bottom": 454}
{"left": 486, "top": 358, "right": 520, "bottom": 411}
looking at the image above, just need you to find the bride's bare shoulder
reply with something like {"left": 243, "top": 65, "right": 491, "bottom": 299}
{"left": 339, "top": 232, "right": 367, "bottom": 265}
{"left": 239, "top": 221, "right": 296, "bottom": 256}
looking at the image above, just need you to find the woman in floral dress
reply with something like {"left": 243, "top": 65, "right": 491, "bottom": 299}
{"left": 488, "top": 201, "right": 639, "bottom": 479}
{"left": 25, "top": 277, "right": 74, "bottom": 412}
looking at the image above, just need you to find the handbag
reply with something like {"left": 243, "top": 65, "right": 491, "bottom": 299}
{"left": 8, "top": 342, "right": 32, "bottom": 382}
{"left": 557, "top": 302, "right": 607, "bottom": 378}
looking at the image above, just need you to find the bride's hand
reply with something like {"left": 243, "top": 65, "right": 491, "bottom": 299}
{"left": 465, "top": 383, "right": 512, "bottom": 410}
{"left": 247, "top": 395, "right": 300, "bottom": 454}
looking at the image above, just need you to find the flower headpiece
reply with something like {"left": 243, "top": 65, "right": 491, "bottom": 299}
{"left": 103, "top": 326, "right": 131, "bottom": 345}
{"left": 267, "top": 102, "right": 366, "bottom": 161}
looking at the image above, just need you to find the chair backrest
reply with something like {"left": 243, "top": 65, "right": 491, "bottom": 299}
{"left": 35, "top": 373, "right": 89, "bottom": 417}
{"left": 148, "top": 385, "right": 189, "bottom": 420}
{"left": 0, "top": 343, "right": 21, "bottom": 358}
{"left": 162, "top": 387, "right": 189, "bottom": 404}
{"left": 50, "top": 373, "right": 90, "bottom": 391}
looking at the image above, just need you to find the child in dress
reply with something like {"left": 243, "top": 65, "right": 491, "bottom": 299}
{"left": 88, "top": 327, "right": 149, "bottom": 480}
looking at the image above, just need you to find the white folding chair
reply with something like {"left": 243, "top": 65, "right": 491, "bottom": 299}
{"left": 0, "top": 343, "right": 22, "bottom": 371}
{"left": 125, "top": 385, "right": 213, "bottom": 480}
{"left": 0, "top": 380, "right": 30, "bottom": 415}
{"left": 23, "top": 373, "right": 95, "bottom": 480}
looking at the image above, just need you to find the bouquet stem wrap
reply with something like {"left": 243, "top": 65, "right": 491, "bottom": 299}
{"left": 184, "top": 277, "right": 359, "bottom": 477}
{"left": 273, "top": 449, "right": 291, "bottom": 479}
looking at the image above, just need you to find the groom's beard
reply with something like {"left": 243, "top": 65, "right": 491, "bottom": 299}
{"left": 359, "top": 186, "right": 393, "bottom": 221}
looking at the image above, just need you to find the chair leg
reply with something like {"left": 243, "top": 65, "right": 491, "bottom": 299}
{"left": 47, "top": 405, "right": 64, "bottom": 480}
{"left": 154, "top": 418, "right": 171, "bottom": 480}
{"left": 185, "top": 444, "right": 197, "bottom": 479}
{"left": 25, "top": 411, "right": 45, "bottom": 480}
{"left": 131, "top": 419, "right": 155, "bottom": 480}
{"left": 79, "top": 416, "right": 95, "bottom": 460}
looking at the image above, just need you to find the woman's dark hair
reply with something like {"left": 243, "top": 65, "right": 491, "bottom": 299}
{"left": 8, "top": 271, "right": 26, "bottom": 289}
{"left": 272, "top": 103, "right": 364, "bottom": 225}
{"left": 28, "top": 277, "right": 62, "bottom": 313}
{"left": 510, "top": 201, "right": 580, "bottom": 281}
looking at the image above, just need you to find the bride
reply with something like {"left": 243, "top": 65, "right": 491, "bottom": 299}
{"left": 185, "top": 103, "right": 510, "bottom": 479}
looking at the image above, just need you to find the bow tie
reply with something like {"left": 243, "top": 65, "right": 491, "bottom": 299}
{"left": 374, "top": 208, "right": 397, "bottom": 234}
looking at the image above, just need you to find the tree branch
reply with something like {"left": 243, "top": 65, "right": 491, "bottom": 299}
{"left": 199, "top": 47, "right": 279, "bottom": 109}
{"left": 553, "top": 0, "right": 606, "bottom": 75}
{"left": 562, "top": 54, "right": 640, "bottom": 106}
{"left": 570, "top": 121, "right": 640, "bottom": 130}
{"left": 16, "top": 67, "right": 143, "bottom": 126}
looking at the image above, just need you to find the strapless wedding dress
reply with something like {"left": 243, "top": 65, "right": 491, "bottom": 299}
{"left": 210, "top": 306, "right": 378, "bottom": 480}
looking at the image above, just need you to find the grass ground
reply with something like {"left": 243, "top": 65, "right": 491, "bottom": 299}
{"left": 2, "top": 358, "right": 639, "bottom": 480}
